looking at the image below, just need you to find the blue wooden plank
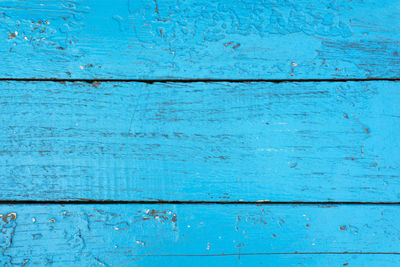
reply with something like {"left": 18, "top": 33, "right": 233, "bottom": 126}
{"left": 0, "top": 81, "right": 399, "bottom": 201}
{"left": 130, "top": 255, "right": 400, "bottom": 267}
{"left": 0, "top": 0, "right": 399, "bottom": 79}
{"left": 0, "top": 204, "right": 399, "bottom": 265}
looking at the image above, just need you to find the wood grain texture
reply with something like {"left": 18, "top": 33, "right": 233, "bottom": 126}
{"left": 1, "top": 81, "right": 399, "bottom": 201}
{"left": 1, "top": 0, "right": 399, "bottom": 79}
{"left": 0, "top": 204, "right": 399, "bottom": 266}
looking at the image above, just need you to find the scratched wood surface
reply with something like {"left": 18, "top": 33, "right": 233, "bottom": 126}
{"left": 1, "top": 0, "right": 400, "bottom": 265}
{"left": 0, "top": 204, "right": 399, "bottom": 265}
{"left": 1, "top": 81, "right": 399, "bottom": 201}
{"left": 1, "top": 0, "right": 399, "bottom": 79}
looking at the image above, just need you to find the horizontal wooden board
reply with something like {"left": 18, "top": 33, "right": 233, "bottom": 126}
{"left": 0, "top": 204, "right": 399, "bottom": 265}
{"left": 94, "top": 255, "right": 400, "bottom": 267}
{"left": 0, "top": 0, "right": 399, "bottom": 79}
{"left": 0, "top": 81, "right": 399, "bottom": 201}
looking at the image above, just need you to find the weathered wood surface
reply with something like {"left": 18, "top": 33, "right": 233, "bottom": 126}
{"left": 1, "top": 81, "right": 399, "bottom": 201}
{"left": 0, "top": 204, "right": 399, "bottom": 265}
{"left": 1, "top": 0, "right": 399, "bottom": 79}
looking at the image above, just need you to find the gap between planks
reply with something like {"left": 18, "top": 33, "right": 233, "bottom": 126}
{"left": 1, "top": 200, "right": 400, "bottom": 205}
{"left": 0, "top": 77, "right": 398, "bottom": 83}
{"left": 124, "top": 252, "right": 400, "bottom": 256}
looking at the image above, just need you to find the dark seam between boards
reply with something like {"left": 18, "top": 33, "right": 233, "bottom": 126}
{"left": 137, "top": 252, "right": 400, "bottom": 256}
{"left": 0, "top": 200, "right": 400, "bottom": 205}
{"left": 0, "top": 78, "right": 398, "bottom": 84}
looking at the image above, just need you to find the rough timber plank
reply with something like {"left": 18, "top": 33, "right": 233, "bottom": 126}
{"left": 0, "top": 81, "right": 399, "bottom": 201}
{"left": 0, "top": 204, "right": 399, "bottom": 266}
{"left": 0, "top": 0, "right": 399, "bottom": 79}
